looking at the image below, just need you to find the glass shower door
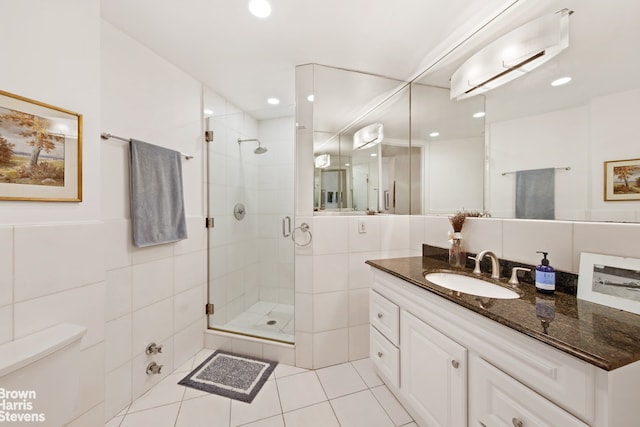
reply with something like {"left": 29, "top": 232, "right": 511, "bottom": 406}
{"left": 204, "top": 88, "right": 295, "bottom": 344}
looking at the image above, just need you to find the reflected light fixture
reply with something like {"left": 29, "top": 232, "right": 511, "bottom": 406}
{"left": 249, "top": 0, "right": 271, "bottom": 18}
{"left": 307, "top": 94, "right": 315, "bottom": 102}
{"left": 203, "top": 109, "right": 213, "bottom": 116}
{"left": 353, "top": 123, "right": 384, "bottom": 150}
{"left": 473, "top": 111, "right": 486, "bottom": 118}
{"left": 551, "top": 76, "right": 572, "bottom": 86}
{"left": 451, "top": 8, "right": 572, "bottom": 100}
{"left": 315, "top": 154, "right": 330, "bottom": 168}
{"left": 267, "top": 97, "right": 280, "bottom": 105}
{"left": 429, "top": 131, "right": 440, "bottom": 137}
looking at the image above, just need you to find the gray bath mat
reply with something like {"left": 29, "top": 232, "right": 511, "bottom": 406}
{"left": 178, "top": 350, "right": 278, "bottom": 403}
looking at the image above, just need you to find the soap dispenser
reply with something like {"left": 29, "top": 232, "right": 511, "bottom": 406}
{"left": 535, "top": 251, "right": 556, "bottom": 294}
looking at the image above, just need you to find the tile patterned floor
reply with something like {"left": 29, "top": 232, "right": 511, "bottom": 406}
{"left": 106, "top": 349, "right": 416, "bottom": 427}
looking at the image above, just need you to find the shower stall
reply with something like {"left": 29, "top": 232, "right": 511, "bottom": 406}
{"left": 204, "top": 89, "right": 295, "bottom": 344}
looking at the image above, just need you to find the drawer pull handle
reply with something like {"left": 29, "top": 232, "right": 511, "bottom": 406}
{"left": 377, "top": 313, "right": 383, "bottom": 319}
{"left": 451, "top": 360, "right": 459, "bottom": 369}
{"left": 512, "top": 418, "right": 523, "bottom": 427}
{"left": 377, "top": 351, "right": 383, "bottom": 358}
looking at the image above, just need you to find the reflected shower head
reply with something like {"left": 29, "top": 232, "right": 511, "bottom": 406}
{"left": 237, "top": 138, "right": 268, "bottom": 154}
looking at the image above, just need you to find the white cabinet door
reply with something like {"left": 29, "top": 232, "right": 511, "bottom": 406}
{"left": 401, "top": 310, "right": 467, "bottom": 427}
{"left": 469, "top": 354, "right": 589, "bottom": 427}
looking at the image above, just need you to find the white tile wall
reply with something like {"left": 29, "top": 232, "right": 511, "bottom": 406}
{"left": 105, "top": 362, "right": 132, "bottom": 419}
{"left": 0, "top": 305, "right": 13, "bottom": 345}
{"left": 313, "top": 329, "right": 349, "bottom": 368}
{"left": 348, "top": 324, "right": 370, "bottom": 361}
{"left": 105, "top": 267, "right": 132, "bottom": 322}
{"left": 503, "top": 219, "right": 574, "bottom": 272}
{"left": 14, "top": 222, "right": 104, "bottom": 302}
{"left": 14, "top": 281, "right": 105, "bottom": 349}
{"left": 313, "top": 254, "right": 349, "bottom": 293}
{"left": 313, "top": 291, "right": 348, "bottom": 332}
{"left": 105, "top": 314, "right": 133, "bottom": 371}
{"left": 0, "top": 227, "right": 13, "bottom": 308}
{"left": 132, "top": 258, "right": 174, "bottom": 310}
{"left": 75, "top": 343, "right": 106, "bottom": 418}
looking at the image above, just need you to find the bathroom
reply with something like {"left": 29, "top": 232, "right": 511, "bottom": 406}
{"left": 1, "top": 0, "right": 639, "bottom": 426}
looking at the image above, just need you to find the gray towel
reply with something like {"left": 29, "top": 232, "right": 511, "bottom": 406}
{"left": 515, "top": 168, "right": 555, "bottom": 220}
{"left": 130, "top": 139, "right": 187, "bottom": 247}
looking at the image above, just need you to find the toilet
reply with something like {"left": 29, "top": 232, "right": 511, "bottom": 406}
{"left": 0, "top": 323, "right": 87, "bottom": 426}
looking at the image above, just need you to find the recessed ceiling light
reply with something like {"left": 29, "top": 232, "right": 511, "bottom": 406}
{"left": 248, "top": 0, "right": 271, "bottom": 18}
{"left": 344, "top": 163, "right": 350, "bottom": 166}
{"left": 429, "top": 132, "right": 440, "bottom": 137}
{"left": 307, "top": 94, "right": 315, "bottom": 102}
{"left": 473, "top": 111, "right": 486, "bottom": 118}
{"left": 370, "top": 153, "right": 377, "bottom": 157}
{"left": 267, "top": 97, "right": 280, "bottom": 105}
{"left": 203, "top": 109, "right": 213, "bottom": 116}
{"left": 551, "top": 76, "right": 572, "bottom": 87}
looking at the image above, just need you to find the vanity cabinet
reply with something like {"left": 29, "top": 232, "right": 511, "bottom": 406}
{"left": 401, "top": 310, "right": 467, "bottom": 427}
{"left": 369, "top": 268, "right": 640, "bottom": 427}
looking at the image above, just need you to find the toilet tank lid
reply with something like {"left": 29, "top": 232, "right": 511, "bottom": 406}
{"left": 0, "top": 323, "right": 87, "bottom": 377}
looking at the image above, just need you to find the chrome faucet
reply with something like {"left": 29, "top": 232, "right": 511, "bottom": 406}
{"left": 469, "top": 250, "right": 501, "bottom": 279}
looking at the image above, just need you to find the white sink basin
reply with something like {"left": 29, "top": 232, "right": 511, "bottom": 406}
{"left": 424, "top": 272, "right": 520, "bottom": 300}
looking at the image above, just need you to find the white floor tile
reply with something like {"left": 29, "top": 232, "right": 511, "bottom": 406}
{"left": 120, "top": 402, "right": 180, "bottom": 427}
{"left": 283, "top": 402, "right": 340, "bottom": 427}
{"left": 175, "top": 394, "right": 231, "bottom": 427}
{"left": 330, "top": 390, "right": 395, "bottom": 427}
{"left": 240, "top": 414, "right": 285, "bottom": 427}
{"left": 105, "top": 416, "right": 123, "bottom": 427}
{"left": 276, "top": 371, "right": 327, "bottom": 413}
{"left": 371, "top": 385, "right": 413, "bottom": 426}
{"left": 273, "top": 363, "right": 307, "bottom": 379}
{"left": 399, "top": 423, "right": 418, "bottom": 427}
{"left": 351, "top": 358, "right": 384, "bottom": 388}
{"left": 316, "top": 363, "right": 368, "bottom": 399}
{"left": 229, "top": 380, "right": 282, "bottom": 426}
{"left": 128, "top": 373, "right": 186, "bottom": 413}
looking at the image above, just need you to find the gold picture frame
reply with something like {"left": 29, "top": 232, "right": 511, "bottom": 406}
{"left": 604, "top": 158, "right": 640, "bottom": 202}
{"left": 0, "top": 90, "right": 82, "bottom": 201}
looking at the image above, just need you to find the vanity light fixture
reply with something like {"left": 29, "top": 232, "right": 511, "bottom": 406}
{"left": 353, "top": 123, "right": 384, "bottom": 150}
{"left": 315, "top": 154, "right": 330, "bottom": 168}
{"left": 429, "top": 132, "right": 440, "bottom": 137}
{"left": 450, "top": 8, "right": 572, "bottom": 100}
{"left": 267, "top": 97, "right": 280, "bottom": 105}
{"left": 473, "top": 111, "right": 486, "bottom": 118}
{"left": 551, "top": 76, "right": 572, "bottom": 87}
{"left": 248, "top": 0, "right": 271, "bottom": 18}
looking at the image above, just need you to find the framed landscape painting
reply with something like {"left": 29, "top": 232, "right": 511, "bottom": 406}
{"left": 0, "top": 90, "right": 82, "bottom": 201}
{"left": 604, "top": 158, "right": 640, "bottom": 201}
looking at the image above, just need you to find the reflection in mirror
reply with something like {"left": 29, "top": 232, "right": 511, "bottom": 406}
{"left": 414, "top": 0, "right": 640, "bottom": 222}
{"left": 410, "top": 84, "right": 485, "bottom": 215}
{"left": 306, "top": 64, "right": 408, "bottom": 214}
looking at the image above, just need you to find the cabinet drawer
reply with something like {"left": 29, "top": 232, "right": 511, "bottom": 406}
{"left": 370, "top": 290, "right": 399, "bottom": 345}
{"left": 469, "top": 355, "right": 588, "bottom": 427}
{"left": 370, "top": 326, "right": 400, "bottom": 388}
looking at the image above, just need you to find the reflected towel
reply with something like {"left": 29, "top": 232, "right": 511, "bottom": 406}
{"left": 130, "top": 139, "right": 187, "bottom": 247}
{"left": 515, "top": 168, "right": 555, "bottom": 220}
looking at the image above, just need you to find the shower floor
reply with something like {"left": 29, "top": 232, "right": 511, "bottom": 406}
{"left": 218, "top": 301, "right": 294, "bottom": 343}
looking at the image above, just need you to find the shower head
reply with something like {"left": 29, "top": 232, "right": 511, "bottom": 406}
{"left": 237, "top": 138, "right": 268, "bottom": 154}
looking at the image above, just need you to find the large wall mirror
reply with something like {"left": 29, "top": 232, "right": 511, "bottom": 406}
{"left": 414, "top": 0, "right": 640, "bottom": 222}
{"left": 301, "top": 0, "right": 640, "bottom": 222}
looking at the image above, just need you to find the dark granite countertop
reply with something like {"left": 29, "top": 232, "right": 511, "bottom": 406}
{"left": 366, "top": 256, "right": 640, "bottom": 371}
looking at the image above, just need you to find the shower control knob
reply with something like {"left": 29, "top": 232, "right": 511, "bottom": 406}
{"left": 145, "top": 342, "right": 163, "bottom": 355}
{"left": 146, "top": 362, "right": 163, "bottom": 375}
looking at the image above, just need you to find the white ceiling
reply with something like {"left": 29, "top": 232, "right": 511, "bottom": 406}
{"left": 100, "top": 0, "right": 516, "bottom": 119}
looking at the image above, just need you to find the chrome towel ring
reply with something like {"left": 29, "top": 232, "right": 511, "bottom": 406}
{"left": 292, "top": 222, "right": 312, "bottom": 247}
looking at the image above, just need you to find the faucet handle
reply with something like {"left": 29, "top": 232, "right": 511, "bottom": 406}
{"left": 509, "top": 267, "right": 531, "bottom": 285}
{"left": 468, "top": 255, "right": 483, "bottom": 275}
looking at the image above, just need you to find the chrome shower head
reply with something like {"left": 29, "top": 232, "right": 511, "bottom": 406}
{"left": 238, "top": 138, "right": 268, "bottom": 154}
